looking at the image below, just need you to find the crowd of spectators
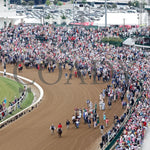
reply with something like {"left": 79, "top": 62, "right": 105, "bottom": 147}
{"left": 0, "top": 24, "right": 150, "bottom": 149}
{"left": 115, "top": 96, "right": 150, "bottom": 150}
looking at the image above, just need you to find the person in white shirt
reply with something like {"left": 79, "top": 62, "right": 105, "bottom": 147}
{"left": 50, "top": 124, "right": 56, "bottom": 134}
{"left": 99, "top": 92, "right": 103, "bottom": 101}
{"left": 99, "top": 100, "right": 103, "bottom": 110}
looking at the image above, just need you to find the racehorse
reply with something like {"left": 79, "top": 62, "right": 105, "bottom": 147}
{"left": 24, "top": 62, "right": 30, "bottom": 68}
{"left": 57, "top": 128, "right": 62, "bottom": 137}
{"left": 24, "top": 60, "right": 31, "bottom": 68}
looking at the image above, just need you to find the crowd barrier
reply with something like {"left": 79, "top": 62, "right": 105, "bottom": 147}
{"left": 0, "top": 71, "right": 44, "bottom": 128}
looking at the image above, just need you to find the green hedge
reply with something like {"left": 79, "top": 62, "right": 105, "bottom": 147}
{"left": 101, "top": 37, "right": 123, "bottom": 47}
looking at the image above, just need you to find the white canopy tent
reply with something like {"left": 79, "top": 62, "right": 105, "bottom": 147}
{"left": 123, "top": 38, "right": 135, "bottom": 46}
{"left": 142, "top": 127, "right": 150, "bottom": 150}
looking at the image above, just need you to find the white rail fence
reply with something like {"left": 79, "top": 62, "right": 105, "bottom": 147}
{"left": 0, "top": 71, "right": 44, "bottom": 128}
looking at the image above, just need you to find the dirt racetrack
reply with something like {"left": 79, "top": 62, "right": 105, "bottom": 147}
{"left": 0, "top": 65, "right": 126, "bottom": 150}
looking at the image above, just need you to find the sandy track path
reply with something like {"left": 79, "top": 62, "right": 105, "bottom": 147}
{"left": 0, "top": 65, "right": 125, "bottom": 150}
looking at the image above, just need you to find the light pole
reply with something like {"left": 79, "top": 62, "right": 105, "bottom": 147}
{"left": 123, "top": 18, "right": 125, "bottom": 26}
{"left": 105, "top": 0, "right": 107, "bottom": 27}
{"left": 137, "top": 13, "right": 140, "bottom": 26}
{"left": 140, "top": 0, "right": 144, "bottom": 26}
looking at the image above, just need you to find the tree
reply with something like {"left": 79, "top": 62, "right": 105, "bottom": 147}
{"left": 57, "top": 1, "right": 63, "bottom": 6}
{"left": 28, "top": 1, "right": 34, "bottom": 5}
{"left": 128, "top": 1, "right": 132, "bottom": 7}
{"left": 53, "top": 0, "right": 57, "bottom": 5}
{"left": 45, "top": 15, "right": 50, "bottom": 19}
{"left": 82, "top": 0, "right": 87, "bottom": 4}
{"left": 61, "top": 14, "right": 66, "bottom": 19}
{"left": 143, "top": 2, "right": 147, "bottom": 8}
{"left": 107, "top": 4, "right": 111, "bottom": 8}
{"left": 45, "top": 0, "right": 50, "bottom": 6}
{"left": 8, "top": 22, "right": 12, "bottom": 28}
{"left": 112, "top": 3, "right": 117, "bottom": 8}
{"left": 22, "top": 1, "right": 27, "bottom": 5}
{"left": 101, "top": 37, "right": 123, "bottom": 47}
{"left": 133, "top": 1, "right": 140, "bottom": 8}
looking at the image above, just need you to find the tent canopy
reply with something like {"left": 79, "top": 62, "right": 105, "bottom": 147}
{"left": 123, "top": 38, "right": 135, "bottom": 46}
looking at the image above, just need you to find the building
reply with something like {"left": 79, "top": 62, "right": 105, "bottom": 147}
{"left": 77, "top": 0, "right": 135, "bottom": 5}
{"left": 34, "top": 0, "right": 46, "bottom": 5}
{"left": 9, "top": 0, "right": 46, "bottom": 5}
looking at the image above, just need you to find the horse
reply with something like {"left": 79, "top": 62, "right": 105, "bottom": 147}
{"left": 57, "top": 128, "right": 62, "bottom": 137}
{"left": 24, "top": 62, "right": 30, "bottom": 68}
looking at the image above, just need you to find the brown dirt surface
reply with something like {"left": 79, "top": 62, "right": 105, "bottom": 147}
{"left": 0, "top": 64, "right": 126, "bottom": 150}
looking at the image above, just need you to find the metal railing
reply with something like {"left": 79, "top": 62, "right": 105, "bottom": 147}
{"left": 102, "top": 95, "right": 141, "bottom": 150}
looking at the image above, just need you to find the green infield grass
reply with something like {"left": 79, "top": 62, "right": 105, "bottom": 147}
{"left": 0, "top": 77, "right": 24, "bottom": 107}
{"left": 0, "top": 77, "right": 34, "bottom": 122}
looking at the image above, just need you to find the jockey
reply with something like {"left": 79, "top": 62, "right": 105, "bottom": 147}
{"left": 18, "top": 63, "right": 22, "bottom": 68}
{"left": 57, "top": 123, "right": 62, "bottom": 131}
{"left": 18, "top": 63, "right": 23, "bottom": 72}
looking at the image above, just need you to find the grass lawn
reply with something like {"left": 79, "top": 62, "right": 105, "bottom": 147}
{"left": 0, "top": 77, "right": 24, "bottom": 107}
{"left": 0, "top": 77, "right": 34, "bottom": 122}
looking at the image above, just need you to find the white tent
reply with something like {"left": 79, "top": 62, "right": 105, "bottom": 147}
{"left": 142, "top": 127, "right": 150, "bottom": 150}
{"left": 93, "top": 13, "right": 139, "bottom": 26}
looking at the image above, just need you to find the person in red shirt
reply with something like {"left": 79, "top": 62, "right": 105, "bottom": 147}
{"left": 74, "top": 70, "right": 77, "bottom": 78}
{"left": 18, "top": 63, "right": 23, "bottom": 72}
{"left": 58, "top": 123, "right": 62, "bottom": 129}
{"left": 57, "top": 123, "right": 62, "bottom": 137}
{"left": 18, "top": 63, "right": 22, "bottom": 68}
{"left": 143, "top": 121, "right": 147, "bottom": 127}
